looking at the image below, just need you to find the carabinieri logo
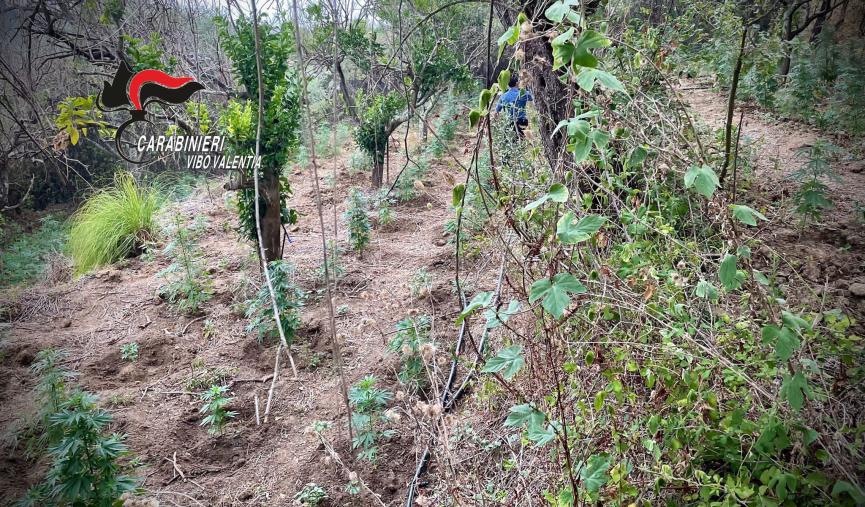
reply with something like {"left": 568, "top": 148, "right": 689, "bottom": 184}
{"left": 98, "top": 61, "right": 204, "bottom": 163}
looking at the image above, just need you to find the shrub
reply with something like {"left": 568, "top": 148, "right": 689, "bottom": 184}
{"left": 349, "top": 375, "right": 394, "bottom": 462}
{"left": 246, "top": 261, "right": 305, "bottom": 343}
{"left": 0, "top": 216, "right": 68, "bottom": 288}
{"left": 294, "top": 483, "right": 327, "bottom": 506}
{"left": 68, "top": 172, "right": 162, "bottom": 274}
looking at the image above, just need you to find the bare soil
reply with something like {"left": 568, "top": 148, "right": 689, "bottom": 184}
{"left": 0, "top": 134, "right": 473, "bottom": 506}
{"left": 680, "top": 82, "right": 865, "bottom": 327}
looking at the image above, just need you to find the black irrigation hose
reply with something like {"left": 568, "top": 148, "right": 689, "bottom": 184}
{"left": 404, "top": 258, "right": 507, "bottom": 506}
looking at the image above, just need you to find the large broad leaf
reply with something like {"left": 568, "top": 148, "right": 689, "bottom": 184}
{"left": 575, "top": 68, "right": 625, "bottom": 93}
{"left": 504, "top": 403, "right": 540, "bottom": 427}
{"left": 730, "top": 204, "right": 767, "bottom": 226}
{"left": 524, "top": 183, "right": 569, "bottom": 211}
{"left": 556, "top": 213, "right": 605, "bottom": 244}
{"left": 781, "top": 372, "right": 810, "bottom": 411}
{"left": 529, "top": 273, "right": 586, "bottom": 318}
{"left": 684, "top": 165, "right": 720, "bottom": 198}
{"left": 456, "top": 291, "right": 493, "bottom": 324}
{"left": 719, "top": 253, "right": 741, "bottom": 291}
{"left": 544, "top": 0, "right": 578, "bottom": 23}
{"left": 695, "top": 280, "right": 718, "bottom": 301}
{"left": 481, "top": 345, "right": 525, "bottom": 379}
{"left": 484, "top": 300, "right": 521, "bottom": 329}
{"left": 579, "top": 454, "right": 611, "bottom": 494}
{"left": 572, "top": 30, "right": 610, "bottom": 68}
{"left": 497, "top": 70, "right": 511, "bottom": 92}
{"left": 762, "top": 324, "right": 801, "bottom": 361}
{"left": 452, "top": 183, "right": 466, "bottom": 206}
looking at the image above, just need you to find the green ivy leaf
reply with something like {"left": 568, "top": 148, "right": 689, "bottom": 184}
{"left": 529, "top": 273, "right": 586, "bottom": 318}
{"left": 544, "top": 0, "right": 580, "bottom": 22}
{"left": 695, "top": 279, "right": 718, "bottom": 301}
{"left": 775, "top": 327, "right": 801, "bottom": 361}
{"left": 556, "top": 212, "right": 605, "bottom": 244}
{"left": 781, "top": 311, "right": 811, "bottom": 332}
{"left": 730, "top": 204, "right": 767, "bottom": 226}
{"left": 484, "top": 300, "right": 521, "bottom": 329}
{"left": 479, "top": 88, "right": 493, "bottom": 110}
{"left": 572, "top": 30, "right": 610, "bottom": 68}
{"left": 482, "top": 345, "right": 525, "bottom": 379}
{"left": 579, "top": 454, "right": 612, "bottom": 494}
{"left": 575, "top": 68, "right": 625, "bottom": 93}
{"left": 719, "top": 253, "right": 741, "bottom": 291}
{"left": 781, "top": 372, "right": 810, "bottom": 411}
{"left": 504, "top": 403, "right": 537, "bottom": 427}
{"left": 524, "top": 183, "right": 569, "bottom": 211}
{"left": 452, "top": 183, "right": 465, "bottom": 206}
{"left": 498, "top": 70, "right": 511, "bottom": 92}
{"left": 497, "top": 25, "right": 519, "bottom": 47}
{"left": 684, "top": 165, "right": 720, "bottom": 199}
{"left": 456, "top": 291, "right": 494, "bottom": 324}
{"left": 626, "top": 146, "right": 648, "bottom": 169}
{"left": 469, "top": 109, "right": 481, "bottom": 128}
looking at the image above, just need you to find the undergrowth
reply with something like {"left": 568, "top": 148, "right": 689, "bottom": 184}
{"left": 68, "top": 172, "right": 162, "bottom": 274}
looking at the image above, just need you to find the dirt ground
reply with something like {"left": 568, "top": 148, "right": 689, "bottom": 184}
{"left": 680, "top": 82, "right": 865, "bottom": 327}
{"left": 0, "top": 132, "right": 476, "bottom": 506}
{"left": 2, "top": 87, "right": 864, "bottom": 506}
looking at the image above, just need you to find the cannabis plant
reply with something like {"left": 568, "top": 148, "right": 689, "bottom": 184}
{"left": 245, "top": 260, "right": 305, "bottom": 343}
{"left": 199, "top": 385, "right": 236, "bottom": 436}
{"left": 791, "top": 141, "right": 840, "bottom": 225}
{"left": 344, "top": 189, "right": 371, "bottom": 256}
{"left": 120, "top": 342, "right": 139, "bottom": 362}
{"left": 157, "top": 215, "right": 213, "bottom": 314}
{"left": 19, "top": 391, "right": 137, "bottom": 506}
{"left": 315, "top": 240, "right": 344, "bottom": 283}
{"left": 349, "top": 375, "right": 394, "bottom": 462}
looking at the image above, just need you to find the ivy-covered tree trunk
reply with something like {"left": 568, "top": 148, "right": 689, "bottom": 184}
{"left": 523, "top": 34, "right": 571, "bottom": 172}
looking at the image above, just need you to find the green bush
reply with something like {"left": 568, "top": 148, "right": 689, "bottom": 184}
{"left": 68, "top": 172, "right": 162, "bottom": 274}
{"left": 349, "top": 375, "right": 394, "bottom": 462}
{"left": 0, "top": 216, "right": 68, "bottom": 288}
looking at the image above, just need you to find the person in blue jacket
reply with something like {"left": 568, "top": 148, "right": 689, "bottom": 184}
{"left": 496, "top": 74, "right": 533, "bottom": 137}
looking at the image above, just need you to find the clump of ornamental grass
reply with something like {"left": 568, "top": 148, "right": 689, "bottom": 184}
{"left": 68, "top": 171, "right": 162, "bottom": 274}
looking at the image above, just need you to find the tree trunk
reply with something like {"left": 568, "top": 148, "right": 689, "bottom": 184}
{"left": 522, "top": 35, "right": 571, "bottom": 173}
{"left": 372, "top": 157, "right": 384, "bottom": 187}
{"left": 334, "top": 59, "right": 357, "bottom": 120}
{"left": 261, "top": 171, "right": 282, "bottom": 262}
{"left": 780, "top": 1, "right": 795, "bottom": 77}
{"left": 810, "top": 0, "right": 833, "bottom": 41}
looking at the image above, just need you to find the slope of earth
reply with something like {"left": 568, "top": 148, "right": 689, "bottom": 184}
{"left": 0, "top": 132, "right": 476, "bottom": 506}
{"left": 679, "top": 82, "right": 865, "bottom": 328}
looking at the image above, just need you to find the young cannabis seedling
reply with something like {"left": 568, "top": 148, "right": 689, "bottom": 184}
{"left": 349, "top": 375, "right": 394, "bottom": 462}
{"left": 344, "top": 188, "right": 371, "bottom": 256}
{"left": 120, "top": 342, "right": 139, "bottom": 362}
{"left": 199, "top": 385, "right": 236, "bottom": 436}
{"left": 294, "top": 483, "right": 327, "bottom": 506}
{"left": 315, "top": 239, "right": 345, "bottom": 283}
{"left": 388, "top": 316, "right": 434, "bottom": 391}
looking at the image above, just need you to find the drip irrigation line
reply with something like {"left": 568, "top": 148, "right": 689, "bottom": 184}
{"left": 404, "top": 256, "right": 506, "bottom": 506}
